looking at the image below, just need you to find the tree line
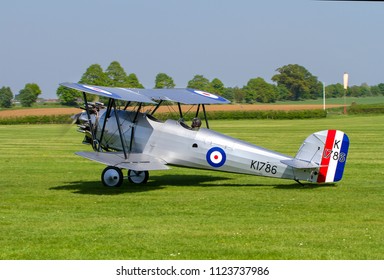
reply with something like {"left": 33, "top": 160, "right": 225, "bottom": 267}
{"left": 0, "top": 83, "right": 42, "bottom": 108}
{"left": 1, "top": 61, "right": 384, "bottom": 108}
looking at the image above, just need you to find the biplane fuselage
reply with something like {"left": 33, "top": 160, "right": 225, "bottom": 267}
{"left": 95, "top": 110, "right": 296, "bottom": 179}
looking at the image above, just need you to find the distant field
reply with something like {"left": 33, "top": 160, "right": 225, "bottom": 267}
{"left": 1, "top": 115, "right": 383, "bottom": 259}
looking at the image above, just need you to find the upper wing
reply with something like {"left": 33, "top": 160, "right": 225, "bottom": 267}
{"left": 60, "top": 82, "right": 156, "bottom": 103}
{"left": 60, "top": 83, "right": 230, "bottom": 104}
{"left": 135, "top": 88, "right": 230, "bottom": 104}
{"left": 76, "top": 151, "right": 169, "bottom": 171}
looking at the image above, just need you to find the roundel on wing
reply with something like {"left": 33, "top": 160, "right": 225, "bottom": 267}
{"left": 194, "top": 90, "right": 219, "bottom": 99}
{"left": 206, "top": 147, "right": 226, "bottom": 168}
{"left": 82, "top": 85, "right": 112, "bottom": 95}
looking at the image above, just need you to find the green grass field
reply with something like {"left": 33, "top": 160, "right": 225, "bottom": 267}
{"left": 1, "top": 115, "right": 383, "bottom": 260}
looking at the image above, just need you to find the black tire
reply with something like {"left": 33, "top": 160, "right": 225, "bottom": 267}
{"left": 101, "top": 166, "right": 123, "bottom": 187}
{"left": 128, "top": 170, "right": 149, "bottom": 184}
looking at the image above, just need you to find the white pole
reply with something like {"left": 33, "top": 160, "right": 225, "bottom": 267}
{"left": 343, "top": 72, "right": 349, "bottom": 114}
{"left": 323, "top": 82, "right": 326, "bottom": 111}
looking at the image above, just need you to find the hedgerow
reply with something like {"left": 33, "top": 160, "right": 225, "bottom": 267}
{"left": 347, "top": 103, "right": 384, "bottom": 114}
{"left": 156, "top": 109, "right": 327, "bottom": 121}
{"left": 0, "top": 114, "right": 73, "bottom": 125}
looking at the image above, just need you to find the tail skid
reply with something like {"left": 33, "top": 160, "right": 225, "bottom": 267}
{"left": 283, "top": 130, "right": 350, "bottom": 183}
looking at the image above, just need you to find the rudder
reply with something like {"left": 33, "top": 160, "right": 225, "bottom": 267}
{"left": 289, "top": 130, "right": 350, "bottom": 183}
{"left": 317, "top": 130, "right": 349, "bottom": 183}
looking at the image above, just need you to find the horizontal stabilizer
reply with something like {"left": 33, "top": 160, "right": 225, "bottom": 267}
{"left": 281, "top": 158, "right": 319, "bottom": 169}
{"left": 76, "top": 152, "right": 169, "bottom": 171}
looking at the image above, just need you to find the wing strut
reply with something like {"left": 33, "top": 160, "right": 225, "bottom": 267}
{"left": 98, "top": 98, "right": 113, "bottom": 151}
{"left": 112, "top": 99, "right": 128, "bottom": 159}
{"left": 133, "top": 103, "right": 142, "bottom": 123}
{"left": 123, "top": 101, "right": 131, "bottom": 111}
{"left": 82, "top": 92, "right": 98, "bottom": 151}
{"left": 177, "top": 102, "right": 183, "bottom": 119}
{"left": 129, "top": 103, "right": 143, "bottom": 152}
{"left": 202, "top": 104, "right": 209, "bottom": 129}
{"left": 195, "top": 104, "right": 200, "bottom": 117}
{"left": 151, "top": 100, "right": 163, "bottom": 115}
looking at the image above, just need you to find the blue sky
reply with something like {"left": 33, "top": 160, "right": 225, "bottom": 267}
{"left": 1, "top": 0, "right": 384, "bottom": 98}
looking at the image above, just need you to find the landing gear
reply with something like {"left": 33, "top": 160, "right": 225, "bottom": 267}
{"left": 101, "top": 166, "right": 149, "bottom": 187}
{"left": 101, "top": 166, "right": 123, "bottom": 187}
{"left": 128, "top": 170, "right": 149, "bottom": 184}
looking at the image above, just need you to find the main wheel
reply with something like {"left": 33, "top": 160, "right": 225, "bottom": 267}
{"left": 128, "top": 170, "right": 149, "bottom": 184}
{"left": 101, "top": 166, "right": 123, "bottom": 187}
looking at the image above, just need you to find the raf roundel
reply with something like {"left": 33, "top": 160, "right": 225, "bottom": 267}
{"left": 82, "top": 85, "right": 112, "bottom": 96}
{"left": 206, "top": 147, "right": 226, "bottom": 168}
{"left": 194, "top": 90, "right": 219, "bottom": 99}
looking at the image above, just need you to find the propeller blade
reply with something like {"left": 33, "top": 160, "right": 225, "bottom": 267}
{"left": 71, "top": 112, "right": 83, "bottom": 125}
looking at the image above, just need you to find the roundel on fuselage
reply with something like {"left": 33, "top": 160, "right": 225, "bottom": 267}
{"left": 206, "top": 147, "right": 226, "bottom": 168}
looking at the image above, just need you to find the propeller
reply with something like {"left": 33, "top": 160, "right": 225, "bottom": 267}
{"left": 70, "top": 102, "right": 106, "bottom": 145}
{"left": 71, "top": 112, "right": 82, "bottom": 125}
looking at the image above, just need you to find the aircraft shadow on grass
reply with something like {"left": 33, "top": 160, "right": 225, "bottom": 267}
{"left": 50, "top": 174, "right": 325, "bottom": 195}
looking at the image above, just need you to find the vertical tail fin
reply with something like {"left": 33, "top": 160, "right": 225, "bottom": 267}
{"left": 316, "top": 130, "right": 349, "bottom": 183}
{"left": 292, "top": 130, "right": 350, "bottom": 183}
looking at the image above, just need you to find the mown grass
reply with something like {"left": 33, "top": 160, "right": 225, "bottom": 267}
{"left": 0, "top": 115, "right": 383, "bottom": 260}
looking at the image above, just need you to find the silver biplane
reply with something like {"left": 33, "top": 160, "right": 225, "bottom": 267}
{"left": 61, "top": 83, "right": 349, "bottom": 187}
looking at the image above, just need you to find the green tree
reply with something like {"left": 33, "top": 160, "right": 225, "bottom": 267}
{"left": 25, "top": 83, "right": 42, "bottom": 97}
{"left": 370, "top": 83, "right": 384, "bottom": 96}
{"left": 222, "top": 87, "right": 244, "bottom": 103}
{"left": 210, "top": 78, "right": 225, "bottom": 95}
{"left": 222, "top": 87, "right": 235, "bottom": 102}
{"left": 378, "top": 83, "right": 384, "bottom": 95}
{"left": 79, "top": 64, "right": 109, "bottom": 86}
{"left": 0, "top": 86, "right": 13, "bottom": 108}
{"left": 126, "top": 73, "right": 144, "bottom": 88}
{"left": 325, "top": 83, "right": 344, "bottom": 98}
{"left": 272, "top": 64, "right": 322, "bottom": 100}
{"left": 276, "top": 84, "right": 291, "bottom": 101}
{"left": 370, "top": 85, "right": 380, "bottom": 96}
{"left": 154, "top": 73, "right": 175, "bottom": 89}
{"left": 233, "top": 87, "right": 245, "bottom": 103}
{"left": 359, "top": 83, "right": 371, "bottom": 97}
{"left": 56, "top": 85, "right": 81, "bottom": 106}
{"left": 17, "top": 83, "right": 42, "bottom": 107}
{"left": 243, "top": 77, "right": 278, "bottom": 103}
{"left": 187, "top": 75, "right": 212, "bottom": 91}
{"left": 18, "top": 88, "right": 36, "bottom": 107}
{"left": 105, "top": 61, "right": 128, "bottom": 87}
{"left": 347, "top": 84, "right": 370, "bottom": 97}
